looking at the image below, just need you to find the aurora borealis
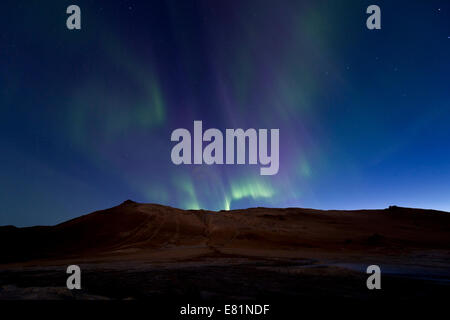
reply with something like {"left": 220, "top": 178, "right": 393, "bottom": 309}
{"left": 1, "top": 0, "right": 450, "bottom": 226}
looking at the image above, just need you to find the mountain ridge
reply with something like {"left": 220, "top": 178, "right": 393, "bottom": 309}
{"left": 1, "top": 201, "right": 449, "bottom": 264}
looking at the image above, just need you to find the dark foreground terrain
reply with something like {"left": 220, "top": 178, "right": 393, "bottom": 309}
{"left": 0, "top": 201, "right": 449, "bottom": 303}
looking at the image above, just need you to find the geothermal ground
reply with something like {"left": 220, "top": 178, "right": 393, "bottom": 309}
{"left": 0, "top": 201, "right": 449, "bottom": 301}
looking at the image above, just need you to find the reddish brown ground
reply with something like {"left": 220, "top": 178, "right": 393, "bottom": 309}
{"left": 0, "top": 201, "right": 448, "bottom": 300}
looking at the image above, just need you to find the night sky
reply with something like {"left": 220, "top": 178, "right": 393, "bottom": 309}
{"left": 1, "top": 0, "right": 449, "bottom": 226}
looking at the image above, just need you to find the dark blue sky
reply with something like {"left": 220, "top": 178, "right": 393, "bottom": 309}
{"left": 1, "top": 0, "right": 449, "bottom": 226}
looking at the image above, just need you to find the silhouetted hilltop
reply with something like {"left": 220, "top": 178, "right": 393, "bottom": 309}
{"left": 1, "top": 202, "right": 449, "bottom": 264}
